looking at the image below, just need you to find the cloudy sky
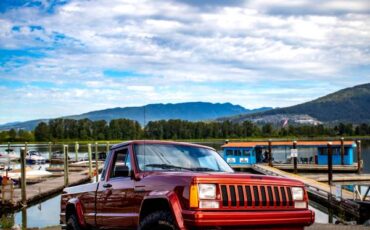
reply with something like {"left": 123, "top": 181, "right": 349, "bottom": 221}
{"left": 1, "top": 0, "right": 370, "bottom": 124}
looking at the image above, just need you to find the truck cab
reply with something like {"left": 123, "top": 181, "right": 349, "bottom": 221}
{"left": 61, "top": 140, "right": 315, "bottom": 230}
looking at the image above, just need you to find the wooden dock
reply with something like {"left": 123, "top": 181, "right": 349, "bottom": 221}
{"left": 252, "top": 164, "right": 358, "bottom": 199}
{"left": 232, "top": 163, "right": 359, "bottom": 172}
{"left": 300, "top": 173, "right": 370, "bottom": 183}
{"left": 1, "top": 169, "right": 92, "bottom": 210}
{"left": 272, "top": 163, "right": 359, "bottom": 172}
{"left": 1, "top": 160, "right": 104, "bottom": 211}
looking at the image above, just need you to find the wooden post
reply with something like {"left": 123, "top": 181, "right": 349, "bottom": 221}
{"left": 356, "top": 140, "right": 362, "bottom": 174}
{"left": 268, "top": 140, "right": 272, "bottom": 167}
{"left": 75, "top": 141, "right": 79, "bottom": 162}
{"left": 106, "top": 141, "right": 110, "bottom": 155}
{"left": 327, "top": 142, "right": 333, "bottom": 185}
{"left": 64, "top": 145, "right": 69, "bottom": 187}
{"left": 293, "top": 141, "right": 298, "bottom": 174}
{"left": 340, "top": 137, "right": 345, "bottom": 165}
{"left": 22, "top": 207, "right": 27, "bottom": 229}
{"left": 95, "top": 142, "right": 99, "bottom": 182}
{"left": 48, "top": 141, "right": 52, "bottom": 163}
{"left": 88, "top": 144, "right": 92, "bottom": 178}
{"left": 20, "top": 143, "right": 27, "bottom": 206}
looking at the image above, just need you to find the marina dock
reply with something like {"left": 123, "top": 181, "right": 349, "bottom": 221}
{"left": 8, "top": 170, "right": 91, "bottom": 210}
{"left": 272, "top": 163, "right": 359, "bottom": 172}
{"left": 1, "top": 161, "right": 104, "bottom": 211}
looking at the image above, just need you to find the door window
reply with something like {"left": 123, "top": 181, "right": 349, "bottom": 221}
{"left": 110, "top": 149, "right": 131, "bottom": 178}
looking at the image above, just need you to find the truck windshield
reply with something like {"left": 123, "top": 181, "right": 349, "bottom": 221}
{"left": 134, "top": 144, "right": 233, "bottom": 172}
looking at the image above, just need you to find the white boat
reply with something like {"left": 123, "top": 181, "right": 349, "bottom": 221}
{"left": 26, "top": 151, "right": 46, "bottom": 164}
{"left": 0, "top": 149, "right": 20, "bottom": 161}
{"left": 2, "top": 167, "right": 52, "bottom": 180}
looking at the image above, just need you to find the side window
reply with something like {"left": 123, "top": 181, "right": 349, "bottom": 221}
{"left": 100, "top": 150, "right": 112, "bottom": 181}
{"left": 243, "top": 149, "right": 251, "bottom": 156}
{"left": 110, "top": 149, "right": 131, "bottom": 179}
{"left": 234, "top": 149, "right": 242, "bottom": 156}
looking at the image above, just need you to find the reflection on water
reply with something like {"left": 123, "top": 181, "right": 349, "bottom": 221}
{"left": 13, "top": 195, "right": 61, "bottom": 228}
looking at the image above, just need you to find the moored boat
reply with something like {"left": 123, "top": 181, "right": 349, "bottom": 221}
{"left": 1, "top": 167, "right": 52, "bottom": 180}
{"left": 0, "top": 148, "right": 20, "bottom": 161}
{"left": 50, "top": 150, "right": 71, "bottom": 163}
{"left": 26, "top": 150, "right": 46, "bottom": 164}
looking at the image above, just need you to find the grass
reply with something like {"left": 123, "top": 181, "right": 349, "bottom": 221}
{"left": 0, "top": 215, "right": 14, "bottom": 229}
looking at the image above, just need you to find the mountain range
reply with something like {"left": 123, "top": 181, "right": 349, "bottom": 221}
{"left": 219, "top": 83, "right": 370, "bottom": 124}
{"left": 1, "top": 83, "right": 369, "bottom": 131}
{"left": 0, "top": 102, "right": 271, "bottom": 131}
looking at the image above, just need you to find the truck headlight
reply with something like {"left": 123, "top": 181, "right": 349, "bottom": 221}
{"left": 291, "top": 187, "right": 304, "bottom": 200}
{"left": 198, "top": 184, "right": 217, "bottom": 199}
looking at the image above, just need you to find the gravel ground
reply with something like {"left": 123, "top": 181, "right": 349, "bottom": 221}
{"left": 307, "top": 223, "right": 370, "bottom": 229}
{"left": 10, "top": 223, "right": 370, "bottom": 230}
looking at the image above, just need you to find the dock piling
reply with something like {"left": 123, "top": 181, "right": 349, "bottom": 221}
{"left": 327, "top": 142, "right": 333, "bottom": 185}
{"left": 292, "top": 141, "right": 298, "bottom": 174}
{"left": 356, "top": 140, "right": 362, "bottom": 174}
{"left": 21, "top": 207, "right": 27, "bottom": 229}
{"left": 75, "top": 141, "right": 79, "bottom": 162}
{"left": 340, "top": 137, "right": 345, "bottom": 165}
{"left": 48, "top": 141, "right": 52, "bottom": 162}
{"left": 88, "top": 143, "right": 92, "bottom": 179}
{"left": 64, "top": 145, "right": 69, "bottom": 187}
{"left": 268, "top": 140, "right": 272, "bottom": 167}
{"left": 95, "top": 142, "right": 99, "bottom": 182}
{"left": 20, "top": 143, "right": 27, "bottom": 206}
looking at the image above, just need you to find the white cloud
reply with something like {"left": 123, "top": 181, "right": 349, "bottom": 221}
{"left": 0, "top": 0, "right": 370, "bottom": 123}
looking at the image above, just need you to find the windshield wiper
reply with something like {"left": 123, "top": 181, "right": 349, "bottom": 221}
{"left": 190, "top": 167, "right": 218, "bottom": 172}
{"left": 144, "top": 164, "right": 192, "bottom": 171}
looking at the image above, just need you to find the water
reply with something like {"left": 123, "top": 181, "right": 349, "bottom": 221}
{"left": 15, "top": 195, "right": 61, "bottom": 228}
{"left": 1, "top": 140, "right": 370, "bottom": 228}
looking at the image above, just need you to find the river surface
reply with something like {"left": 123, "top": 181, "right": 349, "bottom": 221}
{"left": 0, "top": 139, "right": 369, "bottom": 228}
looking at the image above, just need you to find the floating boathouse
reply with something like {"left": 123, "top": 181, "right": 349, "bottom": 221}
{"left": 221, "top": 140, "right": 356, "bottom": 167}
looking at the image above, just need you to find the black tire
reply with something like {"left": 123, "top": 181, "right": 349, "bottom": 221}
{"left": 139, "top": 211, "right": 178, "bottom": 230}
{"left": 66, "top": 213, "right": 82, "bottom": 230}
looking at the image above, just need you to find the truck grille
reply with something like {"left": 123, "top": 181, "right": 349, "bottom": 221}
{"left": 220, "top": 185, "right": 294, "bottom": 208}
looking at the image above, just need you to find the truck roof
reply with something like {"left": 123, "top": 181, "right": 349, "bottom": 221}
{"left": 111, "top": 140, "right": 216, "bottom": 151}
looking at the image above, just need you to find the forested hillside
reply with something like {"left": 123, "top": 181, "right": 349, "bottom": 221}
{"left": 221, "top": 83, "right": 370, "bottom": 124}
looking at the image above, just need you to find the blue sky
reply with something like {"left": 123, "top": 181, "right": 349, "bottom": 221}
{"left": 0, "top": 0, "right": 370, "bottom": 124}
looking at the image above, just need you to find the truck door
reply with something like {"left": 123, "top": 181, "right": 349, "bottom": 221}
{"left": 96, "top": 147, "right": 136, "bottom": 229}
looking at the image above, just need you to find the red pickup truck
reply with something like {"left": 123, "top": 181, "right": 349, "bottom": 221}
{"left": 61, "top": 140, "right": 314, "bottom": 230}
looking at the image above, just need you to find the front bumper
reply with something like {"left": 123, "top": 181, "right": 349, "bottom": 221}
{"left": 182, "top": 209, "right": 315, "bottom": 229}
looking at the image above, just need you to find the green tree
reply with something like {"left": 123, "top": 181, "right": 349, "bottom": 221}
{"left": 8, "top": 129, "right": 17, "bottom": 141}
{"left": 34, "top": 122, "right": 50, "bottom": 141}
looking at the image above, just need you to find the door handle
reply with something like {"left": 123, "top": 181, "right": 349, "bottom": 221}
{"left": 103, "top": 183, "right": 112, "bottom": 188}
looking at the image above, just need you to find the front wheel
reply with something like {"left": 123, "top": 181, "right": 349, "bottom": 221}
{"left": 139, "top": 211, "right": 178, "bottom": 230}
{"left": 66, "top": 213, "right": 82, "bottom": 230}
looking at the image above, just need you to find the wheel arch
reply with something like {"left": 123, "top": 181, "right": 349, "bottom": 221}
{"left": 66, "top": 198, "right": 86, "bottom": 228}
{"left": 139, "top": 192, "right": 185, "bottom": 230}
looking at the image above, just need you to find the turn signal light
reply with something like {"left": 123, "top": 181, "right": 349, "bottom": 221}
{"left": 189, "top": 184, "right": 199, "bottom": 208}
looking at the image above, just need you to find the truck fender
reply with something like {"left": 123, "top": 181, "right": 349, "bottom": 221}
{"left": 66, "top": 198, "right": 86, "bottom": 228}
{"left": 140, "top": 191, "right": 185, "bottom": 230}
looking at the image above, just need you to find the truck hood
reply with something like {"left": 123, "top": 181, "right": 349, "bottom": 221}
{"left": 141, "top": 171, "right": 303, "bottom": 187}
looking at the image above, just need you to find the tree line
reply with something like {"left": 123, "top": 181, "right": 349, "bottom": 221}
{"left": 0, "top": 118, "right": 370, "bottom": 142}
